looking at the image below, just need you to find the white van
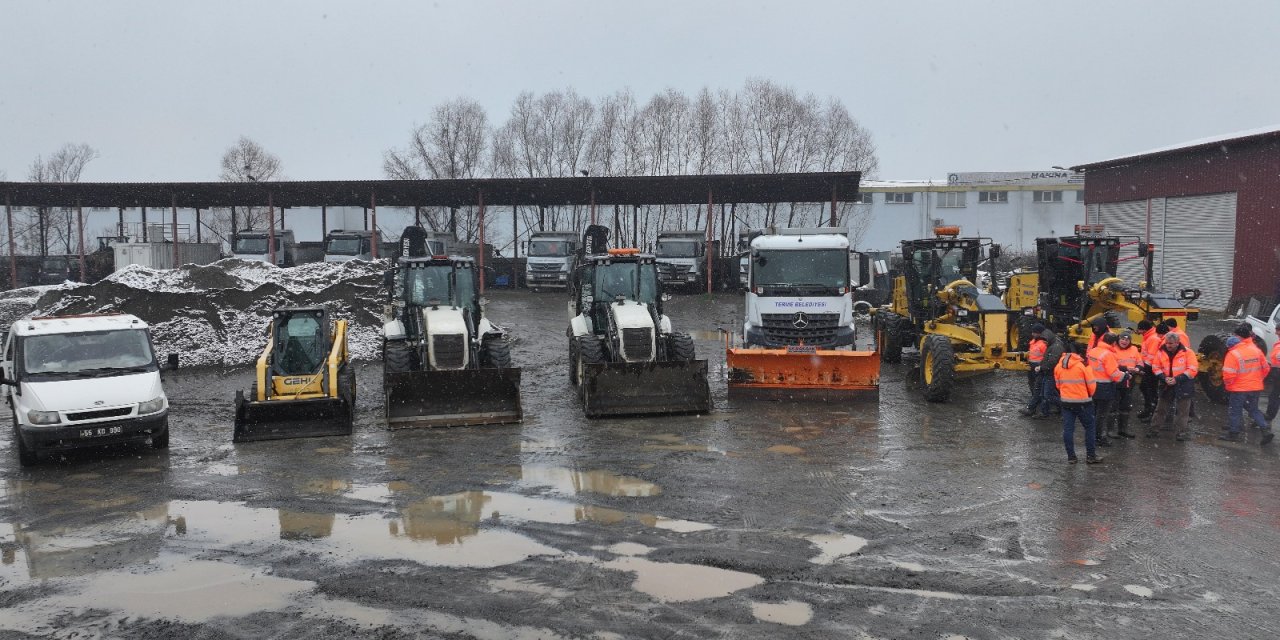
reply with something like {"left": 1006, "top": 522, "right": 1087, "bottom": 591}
{"left": 1, "top": 314, "right": 174, "bottom": 466}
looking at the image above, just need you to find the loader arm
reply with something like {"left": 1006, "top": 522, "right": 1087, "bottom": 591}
{"left": 327, "top": 320, "right": 348, "bottom": 397}
{"left": 255, "top": 322, "right": 275, "bottom": 402}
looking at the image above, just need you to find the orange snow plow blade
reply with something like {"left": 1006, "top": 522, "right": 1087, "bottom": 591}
{"left": 727, "top": 347, "right": 880, "bottom": 398}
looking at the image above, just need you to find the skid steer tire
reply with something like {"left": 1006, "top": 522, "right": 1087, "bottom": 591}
{"left": 480, "top": 337, "right": 513, "bottom": 369}
{"left": 921, "top": 334, "right": 956, "bottom": 403}
{"left": 339, "top": 365, "right": 357, "bottom": 413}
{"left": 667, "top": 333, "right": 696, "bottom": 362}
{"left": 385, "top": 342, "right": 418, "bottom": 374}
{"left": 880, "top": 315, "right": 904, "bottom": 364}
{"left": 248, "top": 382, "right": 259, "bottom": 403}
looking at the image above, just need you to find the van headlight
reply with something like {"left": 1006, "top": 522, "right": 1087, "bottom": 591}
{"left": 28, "top": 410, "right": 60, "bottom": 425}
{"left": 138, "top": 397, "right": 166, "bottom": 415}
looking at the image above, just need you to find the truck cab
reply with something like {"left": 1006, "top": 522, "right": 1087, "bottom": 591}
{"left": 654, "top": 231, "right": 707, "bottom": 291}
{"left": 231, "top": 230, "right": 296, "bottom": 267}
{"left": 1, "top": 313, "right": 173, "bottom": 466}
{"left": 324, "top": 230, "right": 375, "bottom": 262}
{"left": 742, "top": 228, "right": 857, "bottom": 349}
{"left": 525, "top": 232, "right": 577, "bottom": 291}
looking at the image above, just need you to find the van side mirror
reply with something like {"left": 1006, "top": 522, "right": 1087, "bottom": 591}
{"left": 166, "top": 354, "right": 179, "bottom": 371}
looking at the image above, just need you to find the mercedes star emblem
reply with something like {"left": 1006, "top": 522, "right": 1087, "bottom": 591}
{"left": 792, "top": 312, "right": 809, "bottom": 329}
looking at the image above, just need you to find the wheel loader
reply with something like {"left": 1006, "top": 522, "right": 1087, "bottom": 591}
{"left": 381, "top": 226, "right": 522, "bottom": 428}
{"left": 233, "top": 307, "right": 355, "bottom": 442}
{"left": 873, "top": 226, "right": 1025, "bottom": 402}
{"left": 726, "top": 227, "right": 880, "bottom": 398}
{"left": 567, "top": 225, "right": 711, "bottom": 418}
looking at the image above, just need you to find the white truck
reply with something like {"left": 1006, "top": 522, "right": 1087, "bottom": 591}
{"left": 742, "top": 227, "right": 858, "bottom": 349}
{"left": 231, "top": 230, "right": 296, "bottom": 266}
{"left": 1, "top": 314, "right": 175, "bottom": 466}
{"left": 324, "top": 230, "right": 375, "bottom": 262}
{"left": 655, "top": 231, "right": 707, "bottom": 291}
{"left": 525, "top": 231, "right": 578, "bottom": 291}
{"left": 1246, "top": 303, "right": 1280, "bottom": 352}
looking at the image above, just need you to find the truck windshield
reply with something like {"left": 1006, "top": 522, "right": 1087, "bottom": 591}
{"left": 529, "top": 240, "right": 570, "bottom": 257}
{"left": 233, "top": 237, "right": 269, "bottom": 254}
{"left": 326, "top": 237, "right": 364, "bottom": 255}
{"left": 752, "top": 249, "right": 848, "bottom": 293}
{"left": 21, "top": 329, "right": 156, "bottom": 377}
{"left": 656, "top": 241, "right": 699, "bottom": 257}
{"left": 594, "top": 262, "right": 658, "bottom": 304}
{"left": 405, "top": 264, "right": 476, "bottom": 309}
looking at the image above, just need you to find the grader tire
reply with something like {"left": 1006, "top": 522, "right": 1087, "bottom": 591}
{"left": 880, "top": 315, "right": 904, "bottom": 364}
{"left": 921, "top": 334, "right": 957, "bottom": 403}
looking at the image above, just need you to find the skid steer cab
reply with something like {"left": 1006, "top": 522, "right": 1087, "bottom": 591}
{"left": 381, "top": 255, "right": 522, "bottom": 428}
{"left": 234, "top": 307, "right": 355, "bottom": 443}
{"left": 567, "top": 226, "right": 710, "bottom": 418}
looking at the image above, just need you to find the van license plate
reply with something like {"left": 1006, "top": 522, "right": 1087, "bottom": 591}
{"left": 80, "top": 426, "right": 123, "bottom": 438}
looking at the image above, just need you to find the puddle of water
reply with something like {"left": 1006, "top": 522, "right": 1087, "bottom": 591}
{"left": 520, "top": 438, "right": 568, "bottom": 453}
{"left": 890, "top": 560, "right": 925, "bottom": 572}
{"left": 206, "top": 463, "right": 239, "bottom": 476}
{"left": 82, "top": 557, "right": 313, "bottom": 622}
{"left": 1070, "top": 583, "right": 1096, "bottom": 592}
{"left": 304, "top": 478, "right": 353, "bottom": 494}
{"left": 650, "top": 517, "right": 716, "bottom": 533}
{"left": 751, "top": 600, "right": 814, "bottom": 626}
{"left": 279, "top": 510, "right": 337, "bottom": 540}
{"left": 767, "top": 445, "right": 805, "bottom": 455}
{"left": 2, "top": 506, "right": 174, "bottom": 583}
{"left": 602, "top": 556, "right": 763, "bottom": 602}
{"left": 607, "top": 542, "right": 654, "bottom": 556}
{"left": 518, "top": 465, "right": 662, "bottom": 497}
{"left": 0, "top": 480, "right": 63, "bottom": 500}
{"left": 344, "top": 483, "right": 392, "bottom": 503}
{"left": 489, "top": 577, "right": 571, "bottom": 598}
{"left": 807, "top": 533, "right": 868, "bottom": 564}
{"left": 1123, "top": 584, "right": 1154, "bottom": 598}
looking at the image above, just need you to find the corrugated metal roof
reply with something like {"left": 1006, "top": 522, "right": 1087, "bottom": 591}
{"left": 0, "top": 172, "right": 861, "bottom": 209}
{"left": 1072, "top": 125, "right": 1280, "bottom": 171}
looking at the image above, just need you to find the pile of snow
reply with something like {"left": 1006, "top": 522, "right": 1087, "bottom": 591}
{"left": 19, "top": 259, "right": 390, "bottom": 367}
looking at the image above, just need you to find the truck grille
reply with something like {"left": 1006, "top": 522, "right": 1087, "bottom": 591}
{"left": 67, "top": 407, "right": 133, "bottom": 422}
{"left": 530, "top": 262, "right": 561, "bottom": 272}
{"left": 621, "top": 328, "right": 653, "bottom": 361}
{"left": 432, "top": 334, "right": 466, "bottom": 369}
{"left": 657, "top": 263, "right": 691, "bottom": 281}
{"left": 760, "top": 313, "right": 841, "bottom": 346}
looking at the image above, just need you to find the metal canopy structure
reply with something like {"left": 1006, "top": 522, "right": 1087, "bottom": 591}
{"left": 0, "top": 172, "right": 861, "bottom": 208}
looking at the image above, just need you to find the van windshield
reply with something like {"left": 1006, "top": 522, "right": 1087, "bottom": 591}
{"left": 21, "top": 329, "right": 156, "bottom": 377}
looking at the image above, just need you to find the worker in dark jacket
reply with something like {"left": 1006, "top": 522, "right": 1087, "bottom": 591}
{"left": 1020, "top": 324, "right": 1049, "bottom": 417}
{"left": 1037, "top": 327, "right": 1065, "bottom": 417}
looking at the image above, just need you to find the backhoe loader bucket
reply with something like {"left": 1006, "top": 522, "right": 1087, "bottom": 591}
{"left": 233, "top": 393, "right": 353, "bottom": 443}
{"left": 579, "top": 360, "right": 711, "bottom": 418}
{"left": 726, "top": 347, "right": 880, "bottom": 399}
{"left": 385, "top": 368, "right": 523, "bottom": 429}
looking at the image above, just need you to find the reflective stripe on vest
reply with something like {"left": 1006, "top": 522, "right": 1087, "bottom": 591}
{"left": 1055, "top": 353, "right": 1096, "bottom": 401}
{"left": 1152, "top": 346, "right": 1198, "bottom": 378}
{"left": 1114, "top": 345, "right": 1141, "bottom": 369}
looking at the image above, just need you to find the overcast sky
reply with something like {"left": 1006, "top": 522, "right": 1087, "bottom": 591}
{"left": 2, "top": 0, "right": 1277, "bottom": 184}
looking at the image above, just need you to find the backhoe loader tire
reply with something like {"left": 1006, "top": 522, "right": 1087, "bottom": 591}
{"left": 575, "top": 336, "right": 607, "bottom": 393}
{"left": 480, "top": 337, "right": 513, "bottom": 369}
{"left": 921, "top": 334, "right": 956, "bottom": 403}
{"left": 880, "top": 315, "right": 904, "bottom": 364}
{"left": 667, "top": 333, "right": 696, "bottom": 362}
{"left": 385, "top": 342, "right": 417, "bottom": 374}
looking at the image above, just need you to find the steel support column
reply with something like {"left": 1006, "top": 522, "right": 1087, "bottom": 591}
{"left": 478, "top": 190, "right": 486, "bottom": 294}
{"left": 370, "top": 192, "right": 379, "bottom": 259}
{"left": 171, "top": 194, "right": 179, "bottom": 267}
{"left": 706, "top": 189, "right": 714, "bottom": 294}
{"left": 321, "top": 206, "right": 327, "bottom": 236}
{"left": 77, "top": 201, "right": 86, "bottom": 281}
{"left": 6, "top": 194, "right": 15, "bottom": 288}
{"left": 268, "top": 193, "right": 276, "bottom": 266}
{"left": 830, "top": 183, "right": 837, "bottom": 227}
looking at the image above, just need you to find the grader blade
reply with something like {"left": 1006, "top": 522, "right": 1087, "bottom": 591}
{"left": 726, "top": 347, "right": 880, "bottom": 399}
{"left": 233, "top": 393, "right": 353, "bottom": 443}
{"left": 580, "top": 360, "right": 711, "bottom": 418}
{"left": 385, "top": 368, "right": 523, "bottom": 429}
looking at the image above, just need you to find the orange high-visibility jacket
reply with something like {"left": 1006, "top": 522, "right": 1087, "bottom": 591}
{"left": 1114, "top": 345, "right": 1142, "bottom": 370}
{"left": 1088, "top": 344, "right": 1124, "bottom": 383}
{"left": 1028, "top": 337, "right": 1048, "bottom": 365}
{"left": 1141, "top": 329, "right": 1162, "bottom": 366}
{"left": 1171, "top": 327, "right": 1191, "bottom": 349}
{"left": 1270, "top": 341, "right": 1280, "bottom": 368}
{"left": 1223, "top": 341, "right": 1271, "bottom": 392}
{"left": 1151, "top": 345, "right": 1198, "bottom": 379}
{"left": 1055, "top": 353, "right": 1096, "bottom": 402}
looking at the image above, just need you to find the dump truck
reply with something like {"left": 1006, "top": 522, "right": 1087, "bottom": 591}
{"left": 381, "top": 227, "right": 522, "bottom": 427}
{"left": 727, "top": 227, "right": 880, "bottom": 397}
{"left": 324, "top": 230, "right": 375, "bottom": 262}
{"left": 231, "top": 229, "right": 296, "bottom": 266}
{"left": 874, "top": 226, "right": 1024, "bottom": 402}
{"left": 654, "top": 230, "right": 708, "bottom": 291}
{"left": 525, "top": 231, "right": 578, "bottom": 291}
{"left": 567, "top": 225, "right": 711, "bottom": 417}
{"left": 233, "top": 307, "right": 355, "bottom": 442}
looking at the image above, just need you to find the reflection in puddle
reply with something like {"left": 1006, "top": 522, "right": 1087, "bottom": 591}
{"left": 807, "top": 533, "right": 869, "bottom": 564}
{"left": 602, "top": 556, "right": 763, "bottom": 602}
{"left": 0, "top": 504, "right": 174, "bottom": 583}
{"left": 751, "top": 600, "right": 814, "bottom": 625}
{"left": 766, "top": 445, "right": 805, "bottom": 455}
{"left": 518, "top": 465, "right": 662, "bottom": 497}
{"left": 279, "top": 510, "right": 336, "bottom": 540}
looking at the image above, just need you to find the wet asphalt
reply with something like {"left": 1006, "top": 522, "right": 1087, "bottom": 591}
{"left": 2, "top": 290, "right": 1279, "bottom": 639}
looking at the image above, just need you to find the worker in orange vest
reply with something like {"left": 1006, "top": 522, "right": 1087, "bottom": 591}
{"left": 1266, "top": 324, "right": 1280, "bottom": 423}
{"left": 1220, "top": 324, "right": 1273, "bottom": 443}
{"left": 1136, "top": 320, "right": 1161, "bottom": 420}
{"left": 1110, "top": 330, "right": 1142, "bottom": 439}
{"left": 1148, "top": 332, "right": 1199, "bottom": 441}
{"left": 1089, "top": 333, "right": 1126, "bottom": 446}
{"left": 1020, "top": 323, "right": 1051, "bottom": 417}
{"left": 1164, "top": 318, "right": 1191, "bottom": 349}
{"left": 1055, "top": 343, "right": 1101, "bottom": 464}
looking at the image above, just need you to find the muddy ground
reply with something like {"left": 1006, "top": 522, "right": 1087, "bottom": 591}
{"left": 1, "top": 290, "right": 1278, "bottom": 639}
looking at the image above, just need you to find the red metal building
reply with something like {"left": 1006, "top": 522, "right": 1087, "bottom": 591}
{"left": 1072, "top": 127, "right": 1280, "bottom": 311}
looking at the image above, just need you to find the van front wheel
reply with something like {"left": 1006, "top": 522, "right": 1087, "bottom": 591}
{"left": 13, "top": 415, "right": 37, "bottom": 467}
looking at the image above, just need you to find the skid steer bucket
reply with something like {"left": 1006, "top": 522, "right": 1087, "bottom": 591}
{"left": 233, "top": 393, "right": 353, "bottom": 443}
{"left": 580, "top": 360, "right": 712, "bottom": 418}
{"left": 385, "top": 368, "right": 523, "bottom": 429}
{"left": 726, "top": 347, "right": 880, "bottom": 399}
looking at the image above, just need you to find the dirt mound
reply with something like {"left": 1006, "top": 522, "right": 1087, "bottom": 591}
{"left": 26, "top": 259, "right": 389, "bottom": 367}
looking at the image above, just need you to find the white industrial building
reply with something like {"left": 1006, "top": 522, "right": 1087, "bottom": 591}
{"left": 855, "top": 171, "right": 1085, "bottom": 255}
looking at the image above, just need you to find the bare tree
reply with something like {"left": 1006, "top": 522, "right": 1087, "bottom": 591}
{"left": 213, "top": 137, "right": 283, "bottom": 237}
{"left": 27, "top": 143, "right": 99, "bottom": 256}
{"left": 384, "top": 98, "right": 490, "bottom": 240}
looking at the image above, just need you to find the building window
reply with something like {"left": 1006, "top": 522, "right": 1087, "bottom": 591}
{"left": 978, "top": 191, "right": 1008, "bottom": 203}
{"left": 855, "top": 192, "right": 873, "bottom": 204}
{"left": 937, "top": 192, "right": 966, "bottom": 208}
{"left": 885, "top": 192, "right": 914, "bottom": 204}
{"left": 1033, "top": 190, "right": 1063, "bottom": 203}
{"left": 1075, "top": 190, "right": 1086, "bottom": 202}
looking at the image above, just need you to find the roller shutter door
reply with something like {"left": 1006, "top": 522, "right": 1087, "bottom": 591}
{"left": 1160, "top": 193, "right": 1236, "bottom": 311}
{"left": 1091, "top": 200, "right": 1154, "bottom": 287}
